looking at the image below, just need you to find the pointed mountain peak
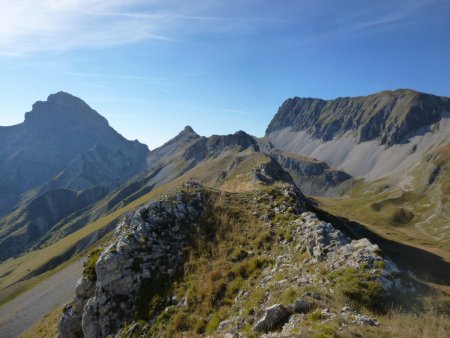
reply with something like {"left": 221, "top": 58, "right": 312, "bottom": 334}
{"left": 180, "top": 125, "right": 197, "bottom": 135}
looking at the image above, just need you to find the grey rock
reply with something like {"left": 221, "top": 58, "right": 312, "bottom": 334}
{"left": 353, "top": 314, "right": 380, "bottom": 326}
{"left": 255, "top": 304, "right": 292, "bottom": 332}
{"left": 57, "top": 303, "right": 83, "bottom": 338}
{"left": 75, "top": 277, "right": 95, "bottom": 299}
{"left": 293, "top": 299, "right": 312, "bottom": 313}
{"left": 59, "top": 182, "right": 205, "bottom": 338}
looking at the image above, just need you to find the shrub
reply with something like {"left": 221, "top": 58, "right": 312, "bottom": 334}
{"left": 230, "top": 248, "right": 248, "bottom": 262}
{"left": 83, "top": 248, "right": 101, "bottom": 281}
{"left": 135, "top": 277, "right": 171, "bottom": 321}
{"left": 329, "top": 268, "right": 385, "bottom": 310}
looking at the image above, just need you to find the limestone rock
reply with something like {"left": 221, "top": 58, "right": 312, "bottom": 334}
{"left": 58, "top": 182, "right": 205, "bottom": 338}
{"left": 292, "top": 299, "right": 312, "bottom": 313}
{"left": 255, "top": 304, "right": 291, "bottom": 332}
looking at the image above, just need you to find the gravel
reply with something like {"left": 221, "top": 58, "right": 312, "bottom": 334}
{"left": 0, "top": 260, "right": 83, "bottom": 338}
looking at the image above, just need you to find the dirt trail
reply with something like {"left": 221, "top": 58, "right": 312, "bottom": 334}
{"left": 0, "top": 260, "right": 83, "bottom": 338}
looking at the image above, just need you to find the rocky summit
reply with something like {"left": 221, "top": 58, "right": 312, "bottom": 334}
{"left": 58, "top": 181, "right": 411, "bottom": 338}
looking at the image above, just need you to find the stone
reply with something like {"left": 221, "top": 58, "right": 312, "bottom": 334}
{"left": 57, "top": 303, "right": 83, "bottom": 338}
{"left": 255, "top": 304, "right": 291, "bottom": 332}
{"left": 353, "top": 314, "right": 380, "bottom": 326}
{"left": 75, "top": 277, "right": 95, "bottom": 299}
{"left": 293, "top": 299, "right": 312, "bottom": 313}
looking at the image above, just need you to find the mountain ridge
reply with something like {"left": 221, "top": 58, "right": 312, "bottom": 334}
{"left": 266, "top": 89, "right": 450, "bottom": 146}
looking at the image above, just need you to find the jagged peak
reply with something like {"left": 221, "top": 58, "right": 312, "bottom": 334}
{"left": 174, "top": 125, "right": 199, "bottom": 139}
{"left": 181, "top": 125, "right": 196, "bottom": 135}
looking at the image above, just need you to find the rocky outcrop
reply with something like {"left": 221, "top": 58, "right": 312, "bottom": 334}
{"left": 58, "top": 181, "right": 205, "bottom": 338}
{"left": 297, "top": 212, "right": 400, "bottom": 288}
{"left": 59, "top": 277, "right": 95, "bottom": 338}
{"left": 252, "top": 157, "right": 297, "bottom": 187}
{"left": 255, "top": 304, "right": 291, "bottom": 332}
{"left": 265, "top": 148, "right": 352, "bottom": 196}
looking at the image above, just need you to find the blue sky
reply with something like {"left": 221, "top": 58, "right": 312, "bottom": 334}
{"left": 0, "top": 0, "right": 449, "bottom": 149}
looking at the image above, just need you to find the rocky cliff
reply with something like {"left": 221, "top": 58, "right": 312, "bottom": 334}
{"left": 266, "top": 89, "right": 450, "bottom": 146}
{"left": 265, "top": 89, "right": 450, "bottom": 252}
{"left": 266, "top": 89, "right": 450, "bottom": 181}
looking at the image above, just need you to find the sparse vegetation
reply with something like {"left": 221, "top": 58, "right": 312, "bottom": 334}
{"left": 328, "top": 268, "right": 385, "bottom": 311}
{"left": 83, "top": 248, "right": 102, "bottom": 281}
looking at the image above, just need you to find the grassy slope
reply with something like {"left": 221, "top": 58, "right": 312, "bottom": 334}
{"left": 316, "top": 165, "right": 450, "bottom": 294}
{"left": 317, "top": 142, "right": 450, "bottom": 248}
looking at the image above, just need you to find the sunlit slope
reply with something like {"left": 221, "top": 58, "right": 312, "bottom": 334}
{"left": 317, "top": 141, "right": 450, "bottom": 259}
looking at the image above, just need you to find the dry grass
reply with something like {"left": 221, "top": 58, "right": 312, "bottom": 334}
{"left": 146, "top": 188, "right": 276, "bottom": 336}
{"left": 380, "top": 310, "right": 450, "bottom": 338}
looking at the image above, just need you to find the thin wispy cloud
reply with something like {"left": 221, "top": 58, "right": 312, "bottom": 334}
{"left": 0, "top": 0, "right": 179, "bottom": 55}
{"left": 336, "top": 1, "right": 437, "bottom": 35}
{"left": 0, "top": 0, "right": 286, "bottom": 56}
{"left": 0, "top": 0, "right": 445, "bottom": 56}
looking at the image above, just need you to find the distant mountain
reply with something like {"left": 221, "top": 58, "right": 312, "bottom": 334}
{"left": 265, "top": 89, "right": 450, "bottom": 251}
{"left": 0, "top": 92, "right": 149, "bottom": 260}
{"left": 0, "top": 92, "right": 149, "bottom": 216}
{"left": 267, "top": 89, "right": 450, "bottom": 145}
{"left": 266, "top": 89, "right": 450, "bottom": 180}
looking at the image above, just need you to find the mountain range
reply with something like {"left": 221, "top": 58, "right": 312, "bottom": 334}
{"left": 0, "top": 89, "right": 449, "bottom": 337}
